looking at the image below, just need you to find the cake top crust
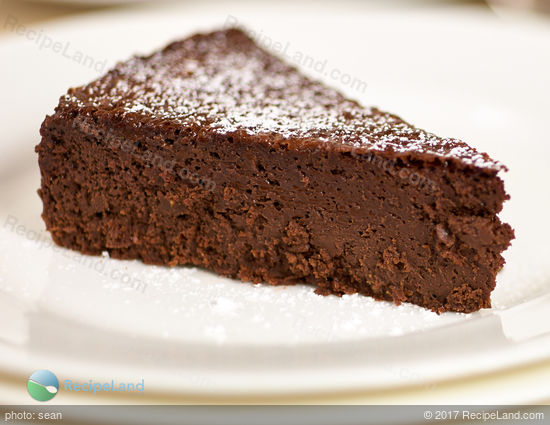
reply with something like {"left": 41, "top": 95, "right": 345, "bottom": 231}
{"left": 62, "top": 28, "right": 503, "bottom": 171}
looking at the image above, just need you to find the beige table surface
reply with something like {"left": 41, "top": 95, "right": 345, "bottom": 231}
{"left": 0, "top": 0, "right": 549, "bottom": 407}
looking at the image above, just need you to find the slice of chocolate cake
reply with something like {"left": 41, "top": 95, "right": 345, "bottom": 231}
{"left": 36, "top": 28, "right": 514, "bottom": 313}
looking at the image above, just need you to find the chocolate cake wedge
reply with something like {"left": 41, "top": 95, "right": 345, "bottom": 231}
{"left": 36, "top": 28, "right": 514, "bottom": 313}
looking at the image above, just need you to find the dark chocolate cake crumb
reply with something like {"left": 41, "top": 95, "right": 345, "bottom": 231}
{"left": 36, "top": 28, "right": 514, "bottom": 313}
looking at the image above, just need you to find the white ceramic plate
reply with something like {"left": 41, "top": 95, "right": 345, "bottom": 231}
{"left": 1, "top": 2, "right": 550, "bottom": 400}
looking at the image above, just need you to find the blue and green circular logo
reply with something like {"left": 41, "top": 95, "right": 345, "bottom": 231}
{"left": 27, "top": 370, "right": 58, "bottom": 402}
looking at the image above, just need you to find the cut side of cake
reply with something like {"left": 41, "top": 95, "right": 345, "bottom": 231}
{"left": 36, "top": 28, "right": 514, "bottom": 313}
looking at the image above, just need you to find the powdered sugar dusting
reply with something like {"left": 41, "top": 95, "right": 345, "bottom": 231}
{"left": 63, "top": 29, "right": 502, "bottom": 170}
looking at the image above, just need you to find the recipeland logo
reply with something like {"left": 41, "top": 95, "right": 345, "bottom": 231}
{"left": 64, "top": 378, "right": 145, "bottom": 394}
{"left": 27, "top": 370, "right": 59, "bottom": 402}
{"left": 27, "top": 370, "right": 145, "bottom": 401}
